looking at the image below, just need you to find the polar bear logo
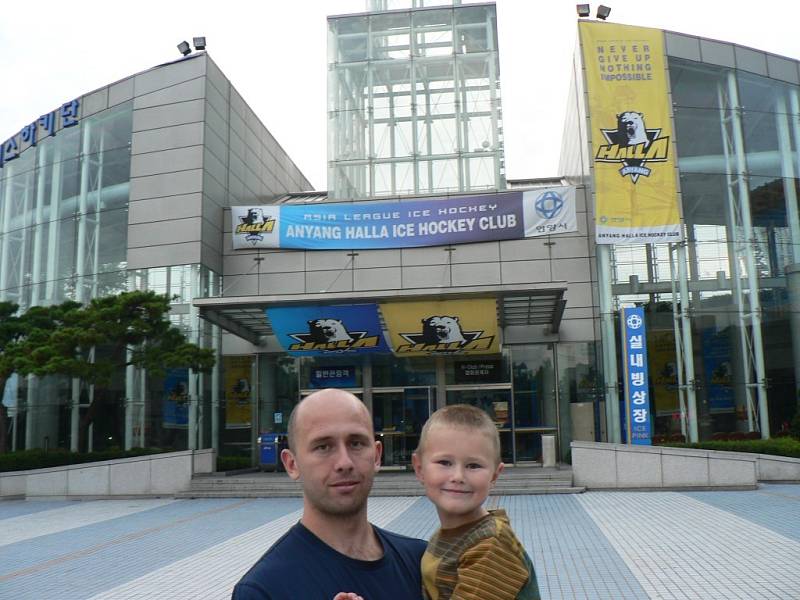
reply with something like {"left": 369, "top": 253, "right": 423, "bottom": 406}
{"left": 420, "top": 316, "right": 468, "bottom": 345}
{"left": 307, "top": 319, "right": 354, "bottom": 343}
{"left": 617, "top": 112, "right": 649, "bottom": 147}
{"left": 241, "top": 208, "right": 267, "bottom": 225}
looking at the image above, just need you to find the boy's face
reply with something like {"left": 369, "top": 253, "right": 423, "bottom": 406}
{"left": 412, "top": 424, "right": 503, "bottom": 529}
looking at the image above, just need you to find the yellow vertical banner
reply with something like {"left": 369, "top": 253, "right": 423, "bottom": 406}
{"left": 380, "top": 298, "right": 500, "bottom": 356}
{"left": 224, "top": 355, "right": 253, "bottom": 429}
{"left": 579, "top": 22, "right": 682, "bottom": 244}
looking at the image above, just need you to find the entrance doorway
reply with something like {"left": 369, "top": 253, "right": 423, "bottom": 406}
{"left": 372, "top": 386, "right": 433, "bottom": 466}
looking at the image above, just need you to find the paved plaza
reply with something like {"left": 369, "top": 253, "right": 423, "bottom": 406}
{"left": 1, "top": 484, "right": 799, "bottom": 599}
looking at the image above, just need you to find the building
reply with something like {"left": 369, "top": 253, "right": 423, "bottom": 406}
{"left": 2, "top": 1, "right": 799, "bottom": 466}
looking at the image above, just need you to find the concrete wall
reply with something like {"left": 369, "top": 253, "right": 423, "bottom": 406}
{"left": 571, "top": 441, "right": 758, "bottom": 490}
{"left": 0, "top": 449, "right": 214, "bottom": 499}
{"left": 756, "top": 453, "right": 800, "bottom": 482}
{"left": 124, "top": 53, "right": 311, "bottom": 274}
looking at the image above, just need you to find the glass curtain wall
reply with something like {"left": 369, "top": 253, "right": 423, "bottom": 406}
{"left": 0, "top": 103, "right": 132, "bottom": 452}
{"left": 609, "top": 58, "right": 800, "bottom": 440}
{"left": 128, "top": 265, "right": 221, "bottom": 453}
{"left": 327, "top": 3, "right": 504, "bottom": 200}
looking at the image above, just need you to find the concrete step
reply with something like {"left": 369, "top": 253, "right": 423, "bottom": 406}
{"left": 176, "top": 467, "right": 580, "bottom": 499}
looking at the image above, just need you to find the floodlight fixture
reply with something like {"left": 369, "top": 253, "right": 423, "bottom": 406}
{"left": 576, "top": 4, "right": 590, "bottom": 17}
{"left": 596, "top": 5, "right": 611, "bottom": 20}
{"left": 177, "top": 40, "right": 191, "bottom": 56}
{"left": 193, "top": 36, "right": 206, "bottom": 51}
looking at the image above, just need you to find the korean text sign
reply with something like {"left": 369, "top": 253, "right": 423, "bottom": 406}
{"left": 621, "top": 306, "right": 652, "bottom": 444}
{"left": 232, "top": 187, "right": 576, "bottom": 250}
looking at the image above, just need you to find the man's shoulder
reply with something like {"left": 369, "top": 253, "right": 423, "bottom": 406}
{"left": 234, "top": 525, "right": 303, "bottom": 592}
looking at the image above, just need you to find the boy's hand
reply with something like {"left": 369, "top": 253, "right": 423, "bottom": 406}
{"left": 333, "top": 594, "right": 364, "bottom": 600}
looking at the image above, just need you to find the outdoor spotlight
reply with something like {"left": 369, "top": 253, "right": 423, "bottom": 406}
{"left": 576, "top": 4, "right": 590, "bottom": 17}
{"left": 177, "top": 40, "right": 191, "bottom": 56}
{"left": 193, "top": 36, "right": 206, "bottom": 51}
{"left": 596, "top": 5, "right": 611, "bottom": 20}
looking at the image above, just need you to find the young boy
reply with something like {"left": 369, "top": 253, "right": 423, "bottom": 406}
{"left": 412, "top": 404, "right": 541, "bottom": 600}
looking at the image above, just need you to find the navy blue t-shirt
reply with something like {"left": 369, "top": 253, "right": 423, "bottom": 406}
{"left": 231, "top": 522, "right": 426, "bottom": 600}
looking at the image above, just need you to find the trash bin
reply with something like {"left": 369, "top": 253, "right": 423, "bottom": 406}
{"left": 258, "top": 433, "right": 281, "bottom": 472}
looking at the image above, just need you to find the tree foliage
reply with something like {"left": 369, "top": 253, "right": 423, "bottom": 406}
{"left": 0, "top": 291, "right": 216, "bottom": 453}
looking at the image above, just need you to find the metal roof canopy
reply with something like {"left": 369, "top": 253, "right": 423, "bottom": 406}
{"left": 194, "top": 283, "right": 568, "bottom": 346}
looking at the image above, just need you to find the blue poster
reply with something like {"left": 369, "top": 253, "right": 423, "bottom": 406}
{"left": 232, "top": 187, "right": 577, "bottom": 250}
{"left": 267, "top": 304, "right": 390, "bottom": 356}
{"left": 163, "top": 368, "right": 189, "bottom": 428}
{"left": 309, "top": 366, "right": 357, "bottom": 388}
{"left": 621, "top": 306, "right": 652, "bottom": 445}
{"left": 702, "top": 328, "right": 734, "bottom": 413}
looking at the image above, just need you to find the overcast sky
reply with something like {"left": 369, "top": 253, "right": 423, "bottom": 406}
{"left": 0, "top": 1, "right": 796, "bottom": 190}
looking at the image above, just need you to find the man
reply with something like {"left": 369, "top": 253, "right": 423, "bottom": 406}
{"left": 232, "top": 388, "right": 426, "bottom": 599}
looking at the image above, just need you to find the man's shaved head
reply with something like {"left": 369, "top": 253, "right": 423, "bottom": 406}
{"left": 287, "top": 388, "right": 372, "bottom": 450}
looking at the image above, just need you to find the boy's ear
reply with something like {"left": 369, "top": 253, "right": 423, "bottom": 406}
{"left": 490, "top": 462, "right": 504, "bottom": 486}
{"left": 411, "top": 452, "right": 423, "bottom": 481}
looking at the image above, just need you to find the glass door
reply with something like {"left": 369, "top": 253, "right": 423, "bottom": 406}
{"left": 445, "top": 386, "right": 513, "bottom": 463}
{"left": 511, "top": 345, "right": 558, "bottom": 462}
{"left": 372, "top": 386, "right": 432, "bottom": 467}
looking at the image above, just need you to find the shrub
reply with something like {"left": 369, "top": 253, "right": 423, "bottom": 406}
{"left": 0, "top": 447, "right": 165, "bottom": 473}
{"left": 790, "top": 412, "right": 800, "bottom": 440}
{"left": 663, "top": 437, "right": 800, "bottom": 459}
{"left": 216, "top": 455, "right": 253, "bottom": 472}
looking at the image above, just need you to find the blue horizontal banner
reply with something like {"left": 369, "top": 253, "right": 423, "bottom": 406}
{"left": 232, "top": 188, "right": 576, "bottom": 250}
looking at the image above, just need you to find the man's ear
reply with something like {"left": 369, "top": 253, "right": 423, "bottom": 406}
{"left": 411, "top": 452, "right": 423, "bottom": 481}
{"left": 281, "top": 448, "right": 301, "bottom": 481}
{"left": 490, "top": 462, "right": 504, "bottom": 486}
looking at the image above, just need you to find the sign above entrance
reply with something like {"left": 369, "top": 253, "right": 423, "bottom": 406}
{"left": 380, "top": 298, "right": 500, "bottom": 356}
{"left": 231, "top": 187, "right": 576, "bottom": 251}
{"left": 266, "top": 304, "right": 390, "bottom": 356}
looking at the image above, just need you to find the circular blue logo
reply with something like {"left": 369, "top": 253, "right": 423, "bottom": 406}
{"left": 535, "top": 191, "right": 564, "bottom": 220}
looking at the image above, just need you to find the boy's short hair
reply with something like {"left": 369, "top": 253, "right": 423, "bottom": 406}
{"left": 416, "top": 404, "right": 501, "bottom": 465}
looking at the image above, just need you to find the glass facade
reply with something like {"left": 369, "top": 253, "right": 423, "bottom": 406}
{"left": 606, "top": 56, "right": 800, "bottom": 441}
{"left": 0, "top": 101, "right": 223, "bottom": 455}
{"left": 327, "top": 3, "right": 504, "bottom": 199}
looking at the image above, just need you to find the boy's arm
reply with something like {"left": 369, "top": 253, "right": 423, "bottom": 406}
{"left": 451, "top": 535, "right": 537, "bottom": 600}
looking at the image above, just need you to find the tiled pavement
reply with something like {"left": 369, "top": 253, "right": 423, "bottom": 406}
{"left": 1, "top": 485, "right": 799, "bottom": 599}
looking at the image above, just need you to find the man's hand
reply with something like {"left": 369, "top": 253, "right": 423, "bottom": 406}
{"left": 333, "top": 593, "right": 364, "bottom": 600}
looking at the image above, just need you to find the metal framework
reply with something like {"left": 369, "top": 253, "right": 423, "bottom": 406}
{"left": 328, "top": 2, "right": 504, "bottom": 199}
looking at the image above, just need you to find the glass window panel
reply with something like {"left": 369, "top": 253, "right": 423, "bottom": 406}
{"left": 371, "top": 355, "right": 436, "bottom": 387}
{"left": 56, "top": 217, "right": 77, "bottom": 281}
{"left": 96, "top": 208, "right": 128, "bottom": 273}
{"left": 370, "top": 12, "right": 411, "bottom": 60}
{"left": 455, "top": 5, "right": 493, "bottom": 54}
{"left": 673, "top": 107, "right": 727, "bottom": 161}
{"left": 668, "top": 58, "right": 729, "bottom": 109}
{"left": 412, "top": 9, "right": 452, "bottom": 58}
{"left": 331, "top": 16, "right": 368, "bottom": 63}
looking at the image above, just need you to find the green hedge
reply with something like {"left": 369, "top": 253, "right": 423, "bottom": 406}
{"left": 0, "top": 447, "right": 165, "bottom": 473}
{"left": 216, "top": 455, "right": 253, "bottom": 472}
{"left": 663, "top": 437, "right": 800, "bottom": 459}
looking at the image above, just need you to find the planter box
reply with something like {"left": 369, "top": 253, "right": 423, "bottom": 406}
{"left": 571, "top": 441, "right": 757, "bottom": 490}
{"left": 0, "top": 448, "right": 215, "bottom": 499}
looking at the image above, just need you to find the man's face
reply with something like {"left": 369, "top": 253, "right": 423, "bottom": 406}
{"left": 282, "top": 391, "right": 382, "bottom": 518}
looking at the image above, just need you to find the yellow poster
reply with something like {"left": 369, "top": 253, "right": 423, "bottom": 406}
{"left": 579, "top": 22, "right": 682, "bottom": 244}
{"left": 647, "top": 330, "right": 679, "bottom": 415}
{"left": 224, "top": 355, "right": 252, "bottom": 428}
{"left": 380, "top": 298, "right": 500, "bottom": 356}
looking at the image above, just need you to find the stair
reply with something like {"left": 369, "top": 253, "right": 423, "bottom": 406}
{"left": 176, "top": 467, "right": 583, "bottom": 498}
